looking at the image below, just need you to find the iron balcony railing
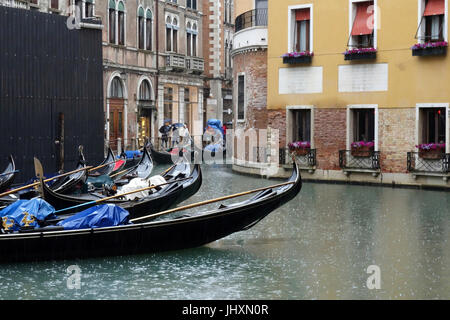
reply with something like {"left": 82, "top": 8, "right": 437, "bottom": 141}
{"left": 407, "top": 152, "right": 450, "bottom": 173}
{"left": 279, "top": 148, "right": 316, "bottom": 168}
{"left": 339, "top": 150, "right": 381, "bottom": 170}
{"left": 235, "top": 8, "right": 268, "bottom": 33}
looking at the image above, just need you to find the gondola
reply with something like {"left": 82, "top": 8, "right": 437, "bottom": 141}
{"left": 47, "top": 147, "right": 88, "bottom": 194}
{"left": 40, "top": 161, "right": 202, "bottom": 217}
{"left": 112, "top": 148, "right": 154, "bottom": 184}
{"left": 0, "top": 155, "right": 16, "bottom": 194}
{"left": 89, "top": 148, "right": 116, "bottom": 177}
{"left": 148, "top": 142, "right": 175, "bottom": 164}
{"left": 0, "top": 161, "right": 301, "bottom": 263}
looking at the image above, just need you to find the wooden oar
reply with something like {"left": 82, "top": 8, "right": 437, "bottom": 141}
{"left": 0, "top": 165, "right": 93, "bottom": 198}
{"left": 0, "top": 170, "right": 19, "bottom": 178}
{"left": 110, "top": 167, "right": 134, "bottom": 178}
{"left": 130, "top": 181, "right": 296, "bottom": 224}
{"left": 54, "top": 176, "right": 192, "bottom": 214}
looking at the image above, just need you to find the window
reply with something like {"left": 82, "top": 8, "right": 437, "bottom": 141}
{"left": 418, "top": 0, "right": 445, "bottom": 42}
{"left": 255, "top": 0, "right": 268, "bottom": 9}
{"left": 109, "top": 0, "right": 116, "bottom": 44}
{"left": 294, "top": 9, "right": 310, "bottom": 52}
{"left": 293, "top": 110, "right": 311, "bottom": 143}
{"left": 118, "top": 1, "right": 125, "bottom": 46}
{"left": 164, "top": 87, "right": 174, "bottom": 122}
{"left": 138, "top": 8, "right": 145, "bottom": 49}
{"left": 352, "top": 109, "right": 375, "bottom": 143}
{"left": 237, "top": 75, "right": 245, "bottom": 120}
{"left": 186, "top": 22, "right": 198, "bottom": 56}
{"left": 110, "top": 77, "right": 124, "bottom": 98}
{"left": 139, "top": 80, "right": 152, "bottom": 101}
{"left": 50, "top": 0, "right": 58, "bottom": 9}
{"left": 420, "top": 108, "right": 446, "bottom": 144}
{"left": 85, "top": 0, "right": 94, "bottom": 18}
{"left": 187, "top": 0, "right": 197, "bottom": 10}
{"left": 166, "top": 16, "right": 179, "bottom": 52}
{"left": 146, "top": 10, "right": 152, "bottom": 51}
{"left": 349, "top": 1, "right": 375, "bottom": 49}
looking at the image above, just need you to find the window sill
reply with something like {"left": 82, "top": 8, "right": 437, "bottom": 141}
{"left": 343, "top": 168, "right": 381, "bottom": 177}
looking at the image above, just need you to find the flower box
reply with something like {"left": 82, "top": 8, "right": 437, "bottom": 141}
{"left": 344, "top": 48, "right": 377, "bottom": 61}
{"left": 350, "top": 141, "right": 374, "bottom": 157}
{"left": 411, "top": 42, "right": 448, "bottom": 57}
{"left": 416, "top": 143, "right": 445, "bottom": 160}
{"left": 288, "top": 141, "right": 311, "bottom": 156}
{"left": 282, "top": 52, "right": 313, "bottom": 64}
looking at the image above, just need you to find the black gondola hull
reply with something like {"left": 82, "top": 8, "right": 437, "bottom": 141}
{"left": 0, "top": 163, "right": 301, "bottom": 263}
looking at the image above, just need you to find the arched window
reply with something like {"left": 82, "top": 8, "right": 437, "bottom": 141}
{"left": 139, "top": 80, "right": 152, "bottom": 101}
{"left": 186, "top": 21, "right": 198, "bottom": 57}
{"left": 110, "top": 77, "right": 124, "bottom": 98}
{"left": 146, "top": 10, "right": 153, "bottom": 51}
{"left": 118, "top": 1, "right": 125, "bottom": 45}
{"left": 138, "top": 7, "right": 145, "bottom": 49}
{"left": 166, "top": 15, "right": 179, "bottom": 52}
{"left": 109, "top": 0, "right": 115, "bottom": 43}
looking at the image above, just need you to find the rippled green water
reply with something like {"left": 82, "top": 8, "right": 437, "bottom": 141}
{"left": 0, "top": 164, "right": 448, "bottom": 300}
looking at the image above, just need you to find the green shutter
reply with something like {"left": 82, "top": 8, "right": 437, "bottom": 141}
{"left": 146, "top": 10, "right": 152, "bottom": 19}
{"left": 138, "top": 7, "right": 144, "bottom": 17}
{"left": 109, "top": 0, "right": 115, "bottom": 9}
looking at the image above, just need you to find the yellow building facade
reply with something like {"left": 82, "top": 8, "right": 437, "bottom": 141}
{"left": 267, "top": 0, "right": 450, "bottom": 188}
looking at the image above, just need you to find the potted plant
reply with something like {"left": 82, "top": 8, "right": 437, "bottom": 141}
{"left": 416, "top": 143, "right": 445, "bottom": 160}
{"left": 282, "top": 51, "right": 314, "bottom": 64}
{"left": 351, "top": 141, "right": 374, "bottom": 157}
{"left": 343, "top": 47, "right": 377, "bottom": 61}
{"left": 288, "top": 141, "right": 311, "bottom": 156}
{"left": 411, "top": 41, "right": 448, "bottom": 57}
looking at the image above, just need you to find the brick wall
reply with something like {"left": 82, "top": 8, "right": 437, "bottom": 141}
{"left": 233, "top": 49, "right": 268, "bottom": 130}
{"left": 314, "top": 108, "right": 347, "bottom": 171}
{"left": 379, "top": 108, "right": 415, "bottom": 173}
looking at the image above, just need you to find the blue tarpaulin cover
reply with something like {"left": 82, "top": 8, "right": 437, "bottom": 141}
{"left": 123, "top": 150, "right": 142, "bottom": 159}
{"left": 0, "top": 199, "right": 56, "bottom": 231}
{"left": 57, "top": 204, "right": 130, "bottom": 230}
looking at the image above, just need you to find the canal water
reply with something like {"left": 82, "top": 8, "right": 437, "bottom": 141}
{"left": 0, "top": 164, "right": 448, "bottom": 300}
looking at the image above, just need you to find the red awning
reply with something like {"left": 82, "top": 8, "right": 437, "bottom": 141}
{"left": 351, "top": 1, "right": 374, "bottom": 36}
{"left": 424, "top": 0, "right": 445, "bottom": 16}
{"left": 296, "top": 8, "right": 310, "bottom": 21}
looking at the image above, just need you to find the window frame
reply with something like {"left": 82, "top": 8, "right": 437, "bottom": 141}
{"left": 348, "top": 0, "right": 377, "bottom": 50}
{"left": 416, "top": 103, "right": 449, "bottom": 153}
{"left": 346, "top": 104, "right": 379, "bottom": 151}
{"left": 417, "top": 0, "right": 448, "bottom": 43}
{"left": 236, "top": 73, "right": 246, "bottom": 122}
{"left": 286, "top": 106, "right": 315, "bottom": 148}
{"left": 288, "top": 4, "right": 313, "bottom": 53}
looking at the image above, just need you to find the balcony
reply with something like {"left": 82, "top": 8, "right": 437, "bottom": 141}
{"left": 186, "top": 57, "right": 204, "bottom": 74}
{"left": 279, "top": 148, "right": 316, "bottom": 171}
{"left": 235, "top": 8, "right": 268, "bottom": 33}
{"left": 1, "top": 0, "right": 30, "bottom": 9}
{"left": 165, "top": 53, "right": 186, "bottom": 72}
{"left": 407, "top": 152, "right": 450, "bottom": 178}
{"left": 339, "top": 150, "right": 381, "bottom": 176}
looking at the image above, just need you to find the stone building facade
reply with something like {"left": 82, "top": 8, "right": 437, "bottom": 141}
{"left": 202, "top": 0, "right": 234, "bottom": 126}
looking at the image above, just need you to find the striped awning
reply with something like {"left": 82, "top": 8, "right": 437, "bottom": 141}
{"left": 424, "top": 0, "right": 445, "bottom": 16}
{"left": 351, "top": 1, "right": 374, "bottom": 36}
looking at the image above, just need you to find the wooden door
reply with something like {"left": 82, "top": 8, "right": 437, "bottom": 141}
{"left": 109, "top": 99, "right": 124, "bottom": 151}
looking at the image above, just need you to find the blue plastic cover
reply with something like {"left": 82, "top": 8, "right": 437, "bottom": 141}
{"left": 57, "top": 204, "right": 130, "bottom": 230}
{"left": 0, "top": 198, "right": 56, "bottom": 231}
{"left": 124, "top": 150, "right": 142, "bottom": 159}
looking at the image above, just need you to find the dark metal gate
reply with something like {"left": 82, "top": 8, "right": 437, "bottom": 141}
{"left": 0, "top": 6, "right": 105, "bottom": 184}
